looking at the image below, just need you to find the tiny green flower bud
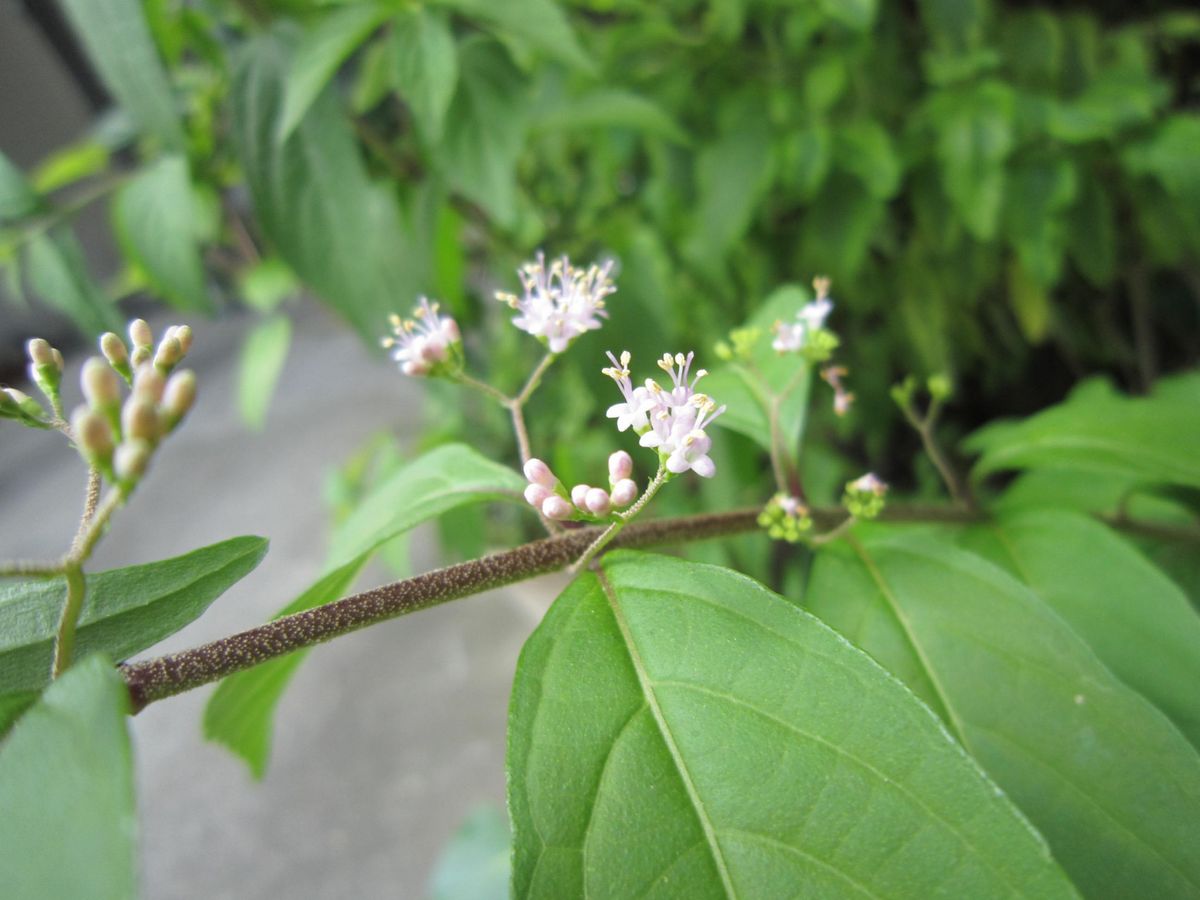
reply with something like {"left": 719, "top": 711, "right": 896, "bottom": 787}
{"left": 81, "top": 357, "right": 121, "bottom": 410}
{"left": 122, "top": 397, "right": 160, "bottom": 443}
{"left": 26, "top": 338, "right": 55, "bottom": 367}
{"left": 154, "top": 335, "right": 183, "bottom": 372}
{"left": 927, "top": 373, "right": 952, "bottom": 401}
{"left": 100, "top": 332, "right": 131, "bottom": 377}
{"left": 843, "top": 473, "right": 888, "bottom": 520}
{"left": 114, "top": 439, "right": 153, "bottom": 481}
{"left": 0, "top": 387, "right": 47, "bottom": 426}
{"left": 71, "top": 405, "right": 114, "bottom": 466}
{"left": 130, "top": 345, "right": 153, "bottom": 368}
{"left": 890, "top": 375, "right": 918, "bottom": 411}
{"left": 161, "top": 370, "right": 196, "bottom": 428}
{"left": 133, "top": 365, "right": 166, "bottom": 404}
{"left": 129, "top": 318, "right": 153, "bottom": 349}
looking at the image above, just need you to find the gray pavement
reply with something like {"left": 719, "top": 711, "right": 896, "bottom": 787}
{"left": 1, "top": 304, "right": 558, "bottom": 898}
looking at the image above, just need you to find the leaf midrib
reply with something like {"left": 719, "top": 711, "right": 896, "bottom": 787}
{"left": 595, "top": 568, "right": 737, "bottom": 899}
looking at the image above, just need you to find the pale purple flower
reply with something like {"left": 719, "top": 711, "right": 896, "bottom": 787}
{"left": 772, "top": 297, "right": 833, "bottom": 353}
{"left": 383, "top": 298, "right": 460, "bottom": 377}
{"left": 639, "top": 394, "right": 725, "bottom": 479}
{"left": 849, "top": 472, "right": 888, "bottom": 496}
{"left": 603, "top": 351, "right": 653, "bottom": 433}
{"left": 496, "top": 252, "right": 615, "bottom": 353}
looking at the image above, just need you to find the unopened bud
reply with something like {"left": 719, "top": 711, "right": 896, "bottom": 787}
{"left": 162, "top": 370, "right": 196, "bottom": 427}
{"left": 523, "top": 458, "right": 557, "bottom": 489}
{"left": 585, "top": 487, "right": 611, "bottom": 516}
{"left": 113, "top": 439, "right": 152, "bottom": 481}
{"left": 0, "top": 387, "right": 46, "bottom": 424}
{"left": 133, "top": 366, "right": 165, "bottom": 404}
{"left": 26, "top": 338, "right": 56, "bottom": 368}
{"left": 52, "top": 348, "right": 64, "bottom": 372}
{"left": 928, "top": 373, "right": 952, "bottom": 401}
{"left": 570, "top": 484, "right": 591, "bottom": 509}
{"left": 129, "top": 318, "right": 153, "bottom": 349}
{"left": 154, "top": 335, "right": 183, "bottom": 371}
{"left": 122, "top": 398, "right": 160, "bottom": 442}
{"left": 99, "top": 332, "right": 132, "bottom": 381}
{"left": 524, "top": 483, "right": 551, "bottom": 508}
{"left": 71, "top": 406, "right": 114, "bottom": 464}
{"left": 608, "top": 450, "right": 633, "bottom": 483}
{"left": 81, "top": 357, "right": 121, "bottom": 410}
{"left": 171, "top": 324, "right": 193, "bottom": 355}
{"left": 130, "top": 346, "right": 152, "bottom": 368}
{"left": 542, "top": 495, "right": 573, "bottom": 520}
{"left": 610, "top": 478, "right": 638, "bottom": 508}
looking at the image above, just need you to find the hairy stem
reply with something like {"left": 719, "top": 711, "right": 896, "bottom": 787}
{"left": 69, "top": 467, "right": 102, "bottom": 557}
{"left": 51, "top": 565, "right": 86, "bottom": 678}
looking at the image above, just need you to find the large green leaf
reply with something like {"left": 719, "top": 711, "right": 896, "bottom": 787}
{"left": 326, "top": 442, "right": 524, "bottom": 569}
{"left": 965, "top": 374, "right": 1200, "bottom": 490}
{"left": 59, "top": 0, "right": 184, "bottom": 150}
{"left": 433, "top": 0, "right": 592, "bottom": 72}
{"left": 0, "top": 537, "right": 267, "bottom": 694}
{"left": 806, "top": 534, "right": 1200, "bottom": 898}
{"left": 276, "top": 2, "right": 392, "bottom": 142}
{"left": 0, "top": 655, "right": 135, "bottom": 900}
{"left": 112, "top": 155, "right": 213, "bottom": 313}
{"left": 509, "top": 551, "right": 1078, "bottom": 898}
{"left": 232, "top": 30, "right": 417, "bottom": 341}
{"left": 205, "top": 443, "right": 525, "bottom": 775}
{"left": 203, "top": 556, "right": 365, "bottom": 778}
{"left": 440, "top": 38, "right": 531, "bottom": 228}
{"left": 960, "top": 510, "right": 1200, "bottom": 748}
{"left": 390, "top": 7, "right": 459, "bottom": 143}
{"left": 24, "top": 230, "right": 122, "bottom": 337}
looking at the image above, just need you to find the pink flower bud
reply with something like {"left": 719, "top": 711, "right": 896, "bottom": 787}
{"left": 610, "top": 478, "right": 638, "bottom": 508}
{"left": 524, "top": 483, "right": 551, "bottom": 508}
{"left": 154, "top": 335, "right": 183, "bottom": 370}
{"left": 523, "top": 458, "right": 557, "bottom": 489}
{"left": 133, "top": 365, "right": 166, "bottom": 404}
{"left": 81, "top": 358, "right": 120, "bottom": 409}
{"left": 129, "top": 318, "right": 153, "bottom": 349}
{"left": 570, "top": 484, "right": 591, "bottom": 509}
{"left": 100, "top": 332, "right": 129, "bottom": 368}
{"left": 542, "top": 495, "right": 573, "bottom": 520}
{"left": 585, "top": 487, "right": 611, "bottom": 516}
{"left": 608, "top": 450, "right": 633, "bottom": 482}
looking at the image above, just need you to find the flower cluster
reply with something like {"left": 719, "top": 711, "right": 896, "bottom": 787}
{"left": 604, "top": 351, "right": 725, "bottom": 478}
{"left": 496, "top": 252, "right": 615, "bottom": 354}
{"left": 382, "top": 298, "right": 461, "bottom": 377}
{"left": 758, "top": 493, "right": 813, "bottom": 543}
{"left": 772, "top": 276, "right": 835, "bottom": 356}
{"left": 843, "top": 472, "right": 888, "bottom": 520}
{"left": 522, "top": 452, "right": 639, "bottom": 521}
{"left": 821, "top": 365, "right": 855, "bottom": 417}
{"left": 72, "top": 320, "right": 196, "bottom": 485}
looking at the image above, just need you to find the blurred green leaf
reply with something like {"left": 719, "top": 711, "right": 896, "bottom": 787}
{"left": 24, "top": 230, "right": 122, "bottom": 337}
{"left": 237, "top": 315, "right": 292, "bottom": 431}
{"left": 1048, "top": 73, "right": 1167, "bottom": 144}
{"left": 238, "top": 257, "right": 300, "bottom": 313}
{"left": 390, "top": 7, "right": 458, "bottom": 143}
{"left": 0, "top": 655, "right": 134, "bottom": 900}
{"left": 1006, "top": 258, "right": 1051, "bottom": 344}
{"left": 0, "top": 691, "right": 37, "bottom": 738}
{"left": 961, "top": 510, "right": 1200, "bottom": 748}
{"left": 509, "top": 551, "right": 1078, "bottom": 898}
{"left": 778, "top": 125, "right": 831, "bottom": 200}
{"left": 535, "top": 89, "right": 688, "bottom": 144}
{"left": 59, "top": 0, "right": 184, "bottom": 150}
{"left": 1003, "top": 158, "right": 1077, "bottom": 287}
{"left": 433, "top": 0, "right": 593, "bottom": 72}
{"left": 1065, "top": 176, "right": 1116, "bottom": 287}
{"left": 0, "top": 537, "right": 268, "bottom": 695}
{"left": 31, "top": 142, "right": 109, "bottom": 194}
{"left": 835, "top": 119, "right": 901, "bottom": 200}
{"left": 816, "top": 0, "right": 877, "bottom": 31}
{"left": 113, "top": 155, "right": 213, "bottom": 313}
{"left": 0, "top": 150, "right": 41, "bottom": 224}
{"left": 1122, "top": 114, "right": 1200, "bottom": 235}
{"left": 276, "top": 2, "right": 392, "bottom": 142}
{"left": 429, "top": 806, "right": 510, "bottom": 900}
{"left": 966, "top": 374, "right": 1200, "bottom": 489}
{"left": 441, "top": 38, "right": 531, "bottom": 227}
{"left": 807, "top": 533, "right": 1200, "bottom": 898}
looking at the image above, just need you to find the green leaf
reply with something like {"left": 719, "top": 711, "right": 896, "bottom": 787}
{"left": 0, "top": 691, "right": 37, "bottom": 738}
{"left": 966, "top": 374, "right": 1200, "bottom": 489}
{"left": 236, "top": 314, "right": 292, "bottom": 430}
{"left": 327, "top": 442, "right": 525, "bottom": 568}
{"left": 778, "top": 125, "right": 831, "bottom": 200}
{"left": 702, "top": 284, "right": 813, "bottom": 453}
{"left": 276, "top": 2, "right": 392, "bottom": 142}
{"left": 509, "top": 552, "right": 1078, "bottom": 898}
{"left": 534, "top": 89, "right": 689, "bottom": 144}
{"left": 0, "top": 655, "right": 135, "bottom": 900}
{"left": 806, "top": 534, "right": 1200, "bottom": 898}
{"left": 834, "top": 119, "right": 901, "bottom": 200}
{"left": 1122, "top": 114, "right": 1200, "bottom": 236}
{"left": 390, "top": 7, "right": 458, "bottom": 143}
{"left": 433, "top": 0, "right": 593, "bottom": 72}
{"left": 1065, "top": 176, "right": 1116, "bottom": 287}
{"left": 203, "top": 556, "right": 365, "bottom": 778}
{"left": 1003, "top": 158, "right": 1077, "bottom": 287}
{"left": 960, "top": 510, "right": 1200, "bottom": 748}
{"left": 238, "top": 257, "right": 300, "bottom": 313}
{"left": 1006, "top": 257, "right": 1051, "bottom": 344}
{"left": 31, "top": 141, "right": 110, "bottom": 193}
{"left": 232, "top": 30, "right": 418, "bottom": 341}
{"left": 59, "top": 0, "right": 184, "bottom": 150}
{"left": 0, "top": 537, "right": 268, "bottom": 694}
{"left": 816, "top": 0, "right": 877, "bottom": 31}
{"left": 429, "top": 806, "right": 510, "bottom": 900}
{"left": 205, "top": 443, "right": 524, "bottom": 775}
{"left": 113, "top": 155, "right": 213, "bottom": 313}
{"left": 0, "top": 150, "right": 42, "bottom": 224}
{"left": 24, "top": 230, "right": 122, "bottom": 337}
{"left": 440, "top": 38, "right": 531, "bottom": 227}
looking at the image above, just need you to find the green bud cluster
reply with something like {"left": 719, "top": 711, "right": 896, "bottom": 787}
{"left": 757, "top": 493, "right": 813, "bottom": 543}
{"left": 801, "top": 328, "right": 839, "bottom": 364}
{"left": 713, "top": 327, "right": 762, "bottom": 362}
{"left": 842, "top": 474, "right": 888, "bottom": 520}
